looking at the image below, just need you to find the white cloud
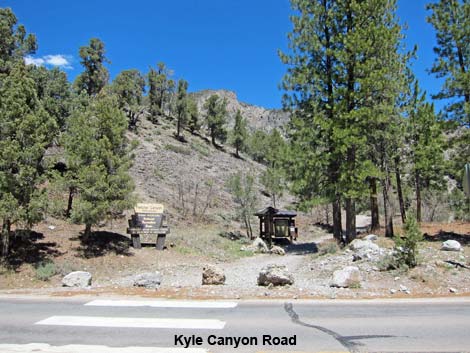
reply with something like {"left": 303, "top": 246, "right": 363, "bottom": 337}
{"left": 25, "top": 56, "right": 45, "bottom": 66}
{"left": 24, "top": 54, "right": 73, "bottom": 69}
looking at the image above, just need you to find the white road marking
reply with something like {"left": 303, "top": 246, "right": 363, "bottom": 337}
{"left": 0, "top": 343, "right": 208, "bottom": 352}
{"left": 36, "top": 315, "right": 225, "bottom": 329}
{"left": 85, "top": 299, "right": 237, "bottom": 309}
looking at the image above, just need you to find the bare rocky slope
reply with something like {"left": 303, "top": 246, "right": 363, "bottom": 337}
{"left": 129, "top": 90, "right": 293, "bottom": 225}
{"left": 190, "top": 89, "right": 290, "bottom": 132}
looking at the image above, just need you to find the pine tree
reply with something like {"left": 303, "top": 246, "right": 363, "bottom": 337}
{"left": 427, "top": 0, "right": 469, "bottom": 126}
{"left": 111, "top": 69, "right": 146, "bottom": 130}
{"left": 280, "top": 0, "right": 406, "bottom": 243}
{"left": 261, "top": 128, "right": 287, "bottom": 208}
{"left": 227, "top": 172, "right": 258, "bottom": 239}
{"left": 0, "top": 62, "right": 57, "bottom": 258}
{"left": 29, "top": 66, "right": 72, "bottom": 131}
{"left": 175, "top": 79, "right": 189, "bottom": 139}
{"left": 0, "top": 7, "right": 37, "bottom": 74}
{"left": 63, "top": 92, "right": 135, "bottom": 238}
{"left": 203, "top": 94, "right": 227, "bottom": 146}
{"left": 74, "top": 38, "right": 110, "bottom": 96}
{"left": 407, "top": 80, "right": 445, "bottom": 222}
{"left": 246, "top": 129, "right": 270, "bottom": 164}
{"left": 187, "top": 98, "right": 201, "bottom": 134}
{"left": 147, "top": 62, "right": 174, "bottom": 121}
{"left": 230, "top": 110, "right": 248, "bottom": 158}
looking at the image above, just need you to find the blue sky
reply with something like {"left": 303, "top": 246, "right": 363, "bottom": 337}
{"left": 4, "top": 0, "right": 442, "bottom": 110}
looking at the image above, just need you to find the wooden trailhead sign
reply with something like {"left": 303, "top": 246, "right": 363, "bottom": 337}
{"left": 127, "top": 203, "right": 170, "bottom": 250}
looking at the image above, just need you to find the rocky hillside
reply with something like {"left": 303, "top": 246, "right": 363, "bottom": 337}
{"left": 129, "top": 116, "right": 279, "bottom": 227}
{"left": 190, "top": 89, "right": 290, "bottom": 132}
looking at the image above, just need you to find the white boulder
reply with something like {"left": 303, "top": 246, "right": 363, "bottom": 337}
{"left": 62, "top": 271, "right": 92, "bottom": 288}
{"left": 330, "top": 266, "right": 362, "bottom": 288}
{"left": 441, "top": 240, "right": 461, "bottom": 252}
{"left": 258, "top": 264, "right": 294, "bottom": 286}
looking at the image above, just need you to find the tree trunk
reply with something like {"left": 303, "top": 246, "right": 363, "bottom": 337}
{"left": 83, "top": 223, "right": 92, "bottom": 241}
{"left": 65, "top": 186, "right": 75, "bottom": 218}
{"left": 1, "top": 220, "right": 11, "bottom": 259}
{"left": 176, "top": 118, "right": 181, "bottom": 138}
{"left": 345, "top": 198, "right": 356, "bottom": 243}
{"left": 211, "top": 130, "right": 216, "bottom": 146}
{"left": 415, "top": 171, "right": 422, "bottom": 222}
{"left": 395, "top": 157, "right": 406, "bottom": 223}
{"left": 382, "top": 175, "right": 394, "bottom": 238}
{"left": 369, "top": 178, "right": 380, "bottom": 231}
{"left": 247, "top": 217, "right": 253, "bottom": 241}
{"left": 332, "top": 196, "right": 342, "bottom": 243}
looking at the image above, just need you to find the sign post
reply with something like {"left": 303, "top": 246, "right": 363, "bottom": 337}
{"left": 463, "top": 164, "right": 470, "bottom": 197}
{"left": 464, "top": 164, "right": 470, "bottom": 216}
{"left": 127, "top": 203, "right": 170, "bottom": 250}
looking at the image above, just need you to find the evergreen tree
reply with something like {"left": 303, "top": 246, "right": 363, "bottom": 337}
{"left": 280, "top": 0, "right": 406, "bottom": 243}
{"left": 74, "top": 38, "right": 110, "bottom": 96}
{"left": 147, "top": 62, "right": 174, "bottom": 121}
{"left": 246, "top": 129, "right": 270, "bottom": 164}
{"left": 261, "top": 128, "right": 287, "bottom": 208}
{"left": 187, "top": 98, "right": 201, "bottom": 134}
{"left": 407, "top": 80, "right": 445, "bottom": 222}
{"left": 0, "top": 7, "right": 37, "bottom": 74}
{"left": 203, "top": 94, "right": 227, "bottom": 146}
{"left": 427, "top": 0, "right": 470, "bottom": 126}
{"left": 230, "top": 110, "right": 248, "bottom": 158}
{"left": 0, "top": 62, "right": 57, "bottom": 258}
{"left": 111, "top": 69, "right": 145, "bottom": 129}
{"left": 63, "top": 92, "right": 135, "bottom": 238}
{"left": 227, "top": 171, "right": 258, "bottom": 239}
{"left": 29, "top": 66, "right": 72, "bottom": 131}
{"left": 175, "top": 79, "right": 189, "bottom": 139}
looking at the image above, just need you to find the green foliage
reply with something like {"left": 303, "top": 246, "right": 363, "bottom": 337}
{"left": 187, "top": 98, "right": 201, "bottom": 134}
{"left": 427, "top": 0, "right": 470, "bottom": 125}
{"left": 147, "top": 62, "right": 174, "bottom": 121}
{"left": 394, "top": 215, "right": 423, "bottom": 269}
{"left": 175, "top": 79, "right": 189, "bottom": 138}
{"left": 280, "top": 0, "right": 407, "bottom": 241}
{"left": 449, "top": 187, "right": 470, "bottom": 221}
{"left": 246, "top": 129, "right": 270, "bottom": 163}
{"left": 203, "top": 94, "right": 227, "bottom": 145}
{"left": 261, "top": 166, "right": 285, "bottom": 208}
{"left": 35, "top": 260, "right": 57, "bottom": 281}
{"left": 0, "top": 62, "right": 57, "bottom": 256}
{"left": 74, "top": 38, "right": 109, "bottom": 96}
{"left": 111, "top": 69, "right": 145, "bottom": 129}
{"left": 0, "top": 7, "right": 37, "bottom": 73}
{"left": 318, "top": 241, "right": 339, "bottom": 256}
{"left": 63, "top": 92, "right": 135, "bottom": 236}
{"left": 229, "top": 110, "right": 248, "bottom": 157}
{"left": 29, "top": 66, "right": 72, "bottom": 131}
{"left": 164, "top": 143, "right": 191, "bottom": 155}
{"left": 227, "top": 172, "right": 258, "bottom": 238}
{"left": 191, "top": 141, "right": 210, "bottom": 157}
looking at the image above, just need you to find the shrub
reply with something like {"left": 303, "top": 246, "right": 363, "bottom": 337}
{"left": 319, "top": 241, "right": 339, "bottom": 256}
{"left": 191, "top": 141, "right": 210, "bottom": 157}
{"left": 35, "top": 261, "right": 57, "bottom": 281}
{"left": 393, "top": 215, "right": 423, "bottom": 269}
{"left": 164, "top": 143, "right": 191, "bottom": 155}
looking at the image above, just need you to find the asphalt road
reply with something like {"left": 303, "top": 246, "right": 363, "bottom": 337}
{"left": 0, "top": 296, "right": 469, "bottom": 353}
